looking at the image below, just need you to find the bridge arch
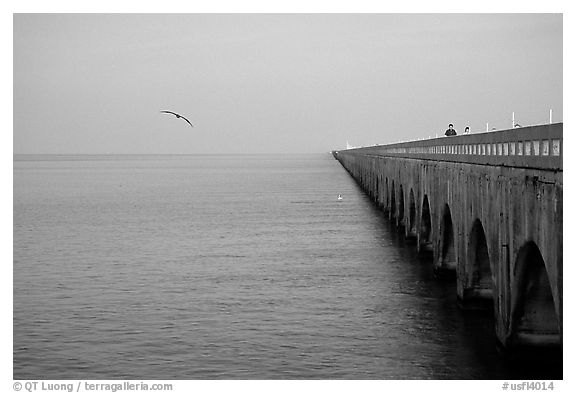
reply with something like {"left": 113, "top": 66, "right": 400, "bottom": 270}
{"left": 390, "top": 181, "right": 396, "bottom": 221}
{"left": 378, "top": 174, "right": 384, "bottom": 207}
{"left": 418, "top": 194, "right": 432, "bottom": 254}
{"left": 374, "top": 174, "right": 380, "bottom": 204}
{"left": 398, "top": 184, "right": 405, "bottom": 227}
{"left": 461, "top": 219, "right": 493, "bottom": 309}
{"left": 407, "top": 188, "right": 417, "bottom": 239}
{"left": 384, "top": 177, "right": 389, "bottom": 213}
{"left": 509, "top": 241, "right": 560, "bottom": 347}
{"left": 436, "top": 204, "right": 456, "bottom": 276}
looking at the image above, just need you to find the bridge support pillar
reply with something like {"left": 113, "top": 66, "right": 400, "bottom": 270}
{"left": 433, "top": 262, "right": 456, "bottom": 279}
{"left": 457, "top": 288, "right": 494, "bottom": 311}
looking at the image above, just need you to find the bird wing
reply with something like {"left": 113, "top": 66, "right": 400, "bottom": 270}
{"left": 161, "top": 110, "right": 193, "bottom": 127}
{"left": 180, "top": 116, "right": 194, "bottom": 128}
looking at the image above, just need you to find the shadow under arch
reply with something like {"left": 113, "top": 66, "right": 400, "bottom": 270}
{"left": 407, "top": 188, "right": 417, "bottom": 239}
{"left": 460, "top": 219, "right": 493, "bottom": 310}
{"left": 508, "top": 241, "right": 560, "bottom": 348}
{"left": 436, "top": 203, "right": 456, "bottom": 277}
{"left": 418, "top": 194, "right": 433, "bottom": 254}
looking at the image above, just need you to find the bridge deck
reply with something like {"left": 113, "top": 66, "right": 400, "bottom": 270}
{"left": 336, "top": 123, "right": 562, "bottom": 171}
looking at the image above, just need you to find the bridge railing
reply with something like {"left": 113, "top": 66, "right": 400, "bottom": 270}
{"left": 336, "top": 123, "right": 562, "bottom": 171}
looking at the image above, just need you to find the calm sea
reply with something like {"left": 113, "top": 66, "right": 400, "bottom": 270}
{"left": 13, "top": 154, "right": 561, "bottom": 379}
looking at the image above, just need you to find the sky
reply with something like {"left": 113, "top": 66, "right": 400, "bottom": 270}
{"left": 13, "top": 13, "right": 562, "bottom": 154}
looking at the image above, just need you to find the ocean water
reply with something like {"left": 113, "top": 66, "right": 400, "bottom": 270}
{"left": 13, "top": 154, "right": 561, "bottom": 379}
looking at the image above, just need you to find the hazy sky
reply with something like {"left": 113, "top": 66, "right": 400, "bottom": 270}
{"left": 13, "top": 14, "right": 562, "bottom": 154}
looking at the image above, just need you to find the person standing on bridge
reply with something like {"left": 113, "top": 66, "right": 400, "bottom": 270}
{"left": 464, "top": 126, "right": 470, "bottom": 134}
{"left": 445, "top": 124, "right": 457, "bottom": 136}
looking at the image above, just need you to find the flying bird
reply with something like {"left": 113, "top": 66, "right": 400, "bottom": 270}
{"left": 160, "top": 110, "right": 194, "bottom": 128}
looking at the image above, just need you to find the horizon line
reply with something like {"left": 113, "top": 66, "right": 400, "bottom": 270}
{"left": 13, "top": 152, "right": 331, "bottom": 157}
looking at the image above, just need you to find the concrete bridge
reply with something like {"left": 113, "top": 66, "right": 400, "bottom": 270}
{"left": 333, "top": 123, "right": 562, "bottom": 350}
